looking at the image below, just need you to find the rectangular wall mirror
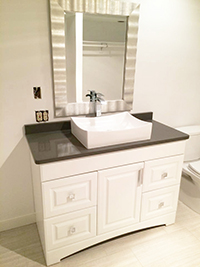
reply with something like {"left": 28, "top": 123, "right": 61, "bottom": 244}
{"left": 50, "top": 0, "right": 140, "bottom": 117}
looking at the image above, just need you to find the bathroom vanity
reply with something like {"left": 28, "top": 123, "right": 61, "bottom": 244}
{"left": 25, "top": 113, "right": 189, "bottom": 266}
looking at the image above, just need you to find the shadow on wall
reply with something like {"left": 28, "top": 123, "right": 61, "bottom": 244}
{"left": 0, "top": 137, "right": 35, "bottom": 232}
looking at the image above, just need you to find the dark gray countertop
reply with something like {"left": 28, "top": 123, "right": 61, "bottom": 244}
{"left": 25, "top": 114, "right": 189, "bottom": 164}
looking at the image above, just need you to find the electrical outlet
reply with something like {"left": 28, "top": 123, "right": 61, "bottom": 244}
{"left": 35, "top": 111, "right": 43, "bottom": 122}
{"left": 33, "top": 87, "right": 41, "bottom": 99}
{"left": 43, "top": 110, "right": 49, "bottom": 122}
{"left": 35, "top": 110, "right": 49, "bottom": 122}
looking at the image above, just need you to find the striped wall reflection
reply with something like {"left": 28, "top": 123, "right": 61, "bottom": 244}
{"left": 123, "top": 5, "right": 140, "bottom": 107}
{"left": 50, "top": 0, "right": 67, "bottom": 108}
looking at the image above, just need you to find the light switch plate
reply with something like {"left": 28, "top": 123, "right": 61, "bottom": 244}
{"left": 33, "top": 87, "right": 41, "bottom": 99}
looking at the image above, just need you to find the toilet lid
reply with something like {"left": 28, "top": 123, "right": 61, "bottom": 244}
{"left": 188, "top": 160, "right": 200, "bottom": 176}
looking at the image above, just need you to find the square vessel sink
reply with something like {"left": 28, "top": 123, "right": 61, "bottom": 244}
{"left": 71, "top": 112, "right": 152, "bottom": 149}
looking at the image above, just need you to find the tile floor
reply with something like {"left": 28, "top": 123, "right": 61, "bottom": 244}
{"left": 1, "top": 201, "right": 200, "bottom": 267}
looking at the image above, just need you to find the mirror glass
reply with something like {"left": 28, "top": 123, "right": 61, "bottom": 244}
{"left": 65, "top": 12, "right": 127, "bottom": 103}
{"left": 83, "top": 13, "right": 127, "bottom": 102}
{"left": 50, "top": 0, "right": 140, "bottom": 117}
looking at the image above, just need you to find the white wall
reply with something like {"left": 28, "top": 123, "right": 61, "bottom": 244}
{"left": 133, "top": 0, "right": 200, "bottom": 127}
{"left": 0, "top": 0, "right": 54, "bottom": 231}
{"left": 0, "top": 0, "right": 200, "bottom": 231}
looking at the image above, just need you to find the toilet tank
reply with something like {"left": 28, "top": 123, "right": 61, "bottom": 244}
{"left": 176, "top": 125, "right": 200, "bottom": 162}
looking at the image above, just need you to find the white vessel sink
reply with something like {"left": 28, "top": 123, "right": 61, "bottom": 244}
{"left": 71, "top": 112, "right": 152, "bottom": 149}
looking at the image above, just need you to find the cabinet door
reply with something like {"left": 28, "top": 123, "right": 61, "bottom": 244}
{"left": 143, "top": 155, "right": 184, "bottom": 192}
{"left": 98, "top": 163, "right": 143, "bottom": 235}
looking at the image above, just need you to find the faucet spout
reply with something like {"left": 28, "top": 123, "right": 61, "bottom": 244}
{"left": 95, "top": 101, "right": 102, "bottom": 117}
{"left": 86, "top": 90, "right": 105, "bottom": 117}
{"left": 95, "top": 92, "right": 105, "bottom": 117}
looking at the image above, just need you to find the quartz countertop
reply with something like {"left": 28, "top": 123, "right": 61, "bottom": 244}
{"left": 25, "top": 113, "right": 189, "bottom": 164}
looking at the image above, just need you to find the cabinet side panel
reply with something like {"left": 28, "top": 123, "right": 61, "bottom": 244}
{"left": 30, "top": 154, "right": 46, "bottom": 255}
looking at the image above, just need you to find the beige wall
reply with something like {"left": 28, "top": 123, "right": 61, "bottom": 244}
{"left": 0, "top": 0, "right": 200, "bottom": 231}
{"left": 0, "top": 0, "right": 54, "bottom": 230}
{"left": 133, "top": 0, "right": 200, "bottom": 127}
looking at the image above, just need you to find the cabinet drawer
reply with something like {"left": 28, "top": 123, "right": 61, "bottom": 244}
{"left": 141, "top": 186, "right": 179, "bottom": 221}
{"left": 143, "top": 155, "right": 184, "bottom": 192}
{"left": 45, "top": 207, "right": 96, "bottom": 251}
{"left": 42, "top": 172, "right": 97, "bottom": 218}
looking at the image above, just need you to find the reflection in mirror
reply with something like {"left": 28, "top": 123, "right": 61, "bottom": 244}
{"left": 65, "top": 12, "right": 127, "bottom": 103}
{"left": 82, "top": 14, "right": 127, "bottom": 102}
{"left": 50, "top": 0, "right": 140, "bottom": 117}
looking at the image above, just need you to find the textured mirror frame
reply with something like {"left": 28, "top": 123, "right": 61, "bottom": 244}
{"left": 50, "top": 0, "right": 140, "bottom": 117}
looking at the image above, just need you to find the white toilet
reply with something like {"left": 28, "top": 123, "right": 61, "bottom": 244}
{"left": 177, "top": 125, "right": 200, "bottom": 213}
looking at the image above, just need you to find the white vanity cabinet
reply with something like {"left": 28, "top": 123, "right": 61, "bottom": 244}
{"left": 31, "top": 141, "right": 185, "bottom": 266}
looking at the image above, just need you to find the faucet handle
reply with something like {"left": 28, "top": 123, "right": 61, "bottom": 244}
{"left": 86, "top": 90, "right": 105, "bottom": 103}
{"left": 96, "top": 96, "right": 104, "bottom": 102}
{"left": 86, "top": 93, "right": 92, "bottom": 102}
{"left": 96, "top": 92, "right": 105, "bottom": 102}
{"left": 96, "top": 92, "right": 104, "bottom": 97}
{"left": 86, "top": 90, "right": 96, "bottom": 102}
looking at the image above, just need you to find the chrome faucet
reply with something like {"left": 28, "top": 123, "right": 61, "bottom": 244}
{"left": 86, "top": 90, "right": 105, "bottom": 117}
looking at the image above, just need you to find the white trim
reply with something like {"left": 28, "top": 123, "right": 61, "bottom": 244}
{"left": 75, "top": 13, "right": 83, "bottom": 103}
{"left": 0, "top": 213, "right": 36, "bottom": 232}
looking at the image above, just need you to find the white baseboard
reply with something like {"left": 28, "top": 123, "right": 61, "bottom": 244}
{"left": 0, "top": 213, "right": 36, "bottom": 232}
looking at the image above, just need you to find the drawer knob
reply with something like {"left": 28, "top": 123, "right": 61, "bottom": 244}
{"left": 161, "top": 172, "right": 168, "bottom": 179}
{"left": 69, "top": 226, "right": 76, "bottom": 235}
{"left": 68, "top": 193, "right": 75, "bottom": 201}
{"left": 158, "top": 201, "right": 164, "bottom": 209}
